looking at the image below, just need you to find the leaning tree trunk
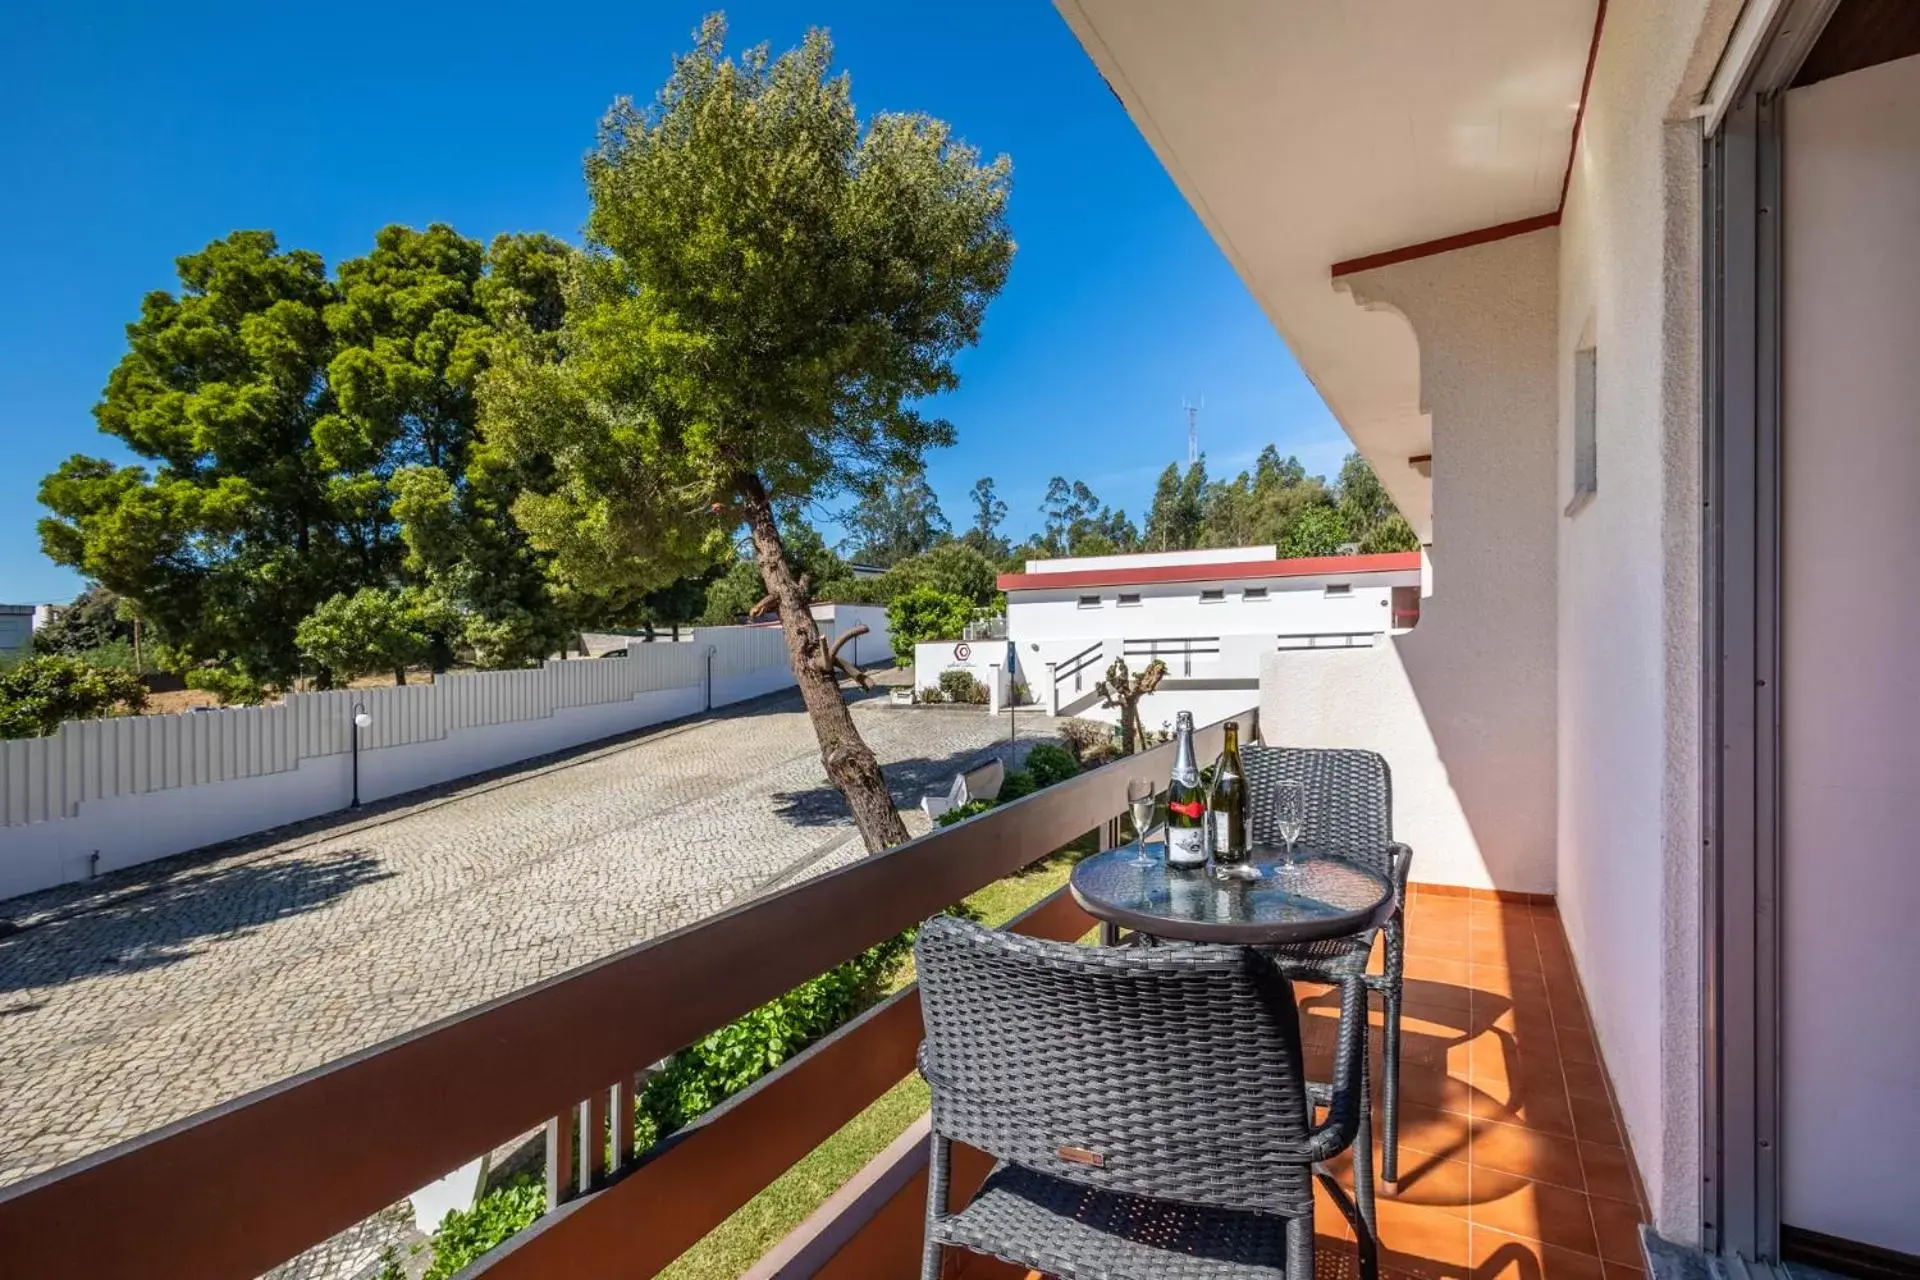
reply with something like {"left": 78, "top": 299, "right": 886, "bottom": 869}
{"left": 738, "top": 475, "right": 910, "bottom": 854}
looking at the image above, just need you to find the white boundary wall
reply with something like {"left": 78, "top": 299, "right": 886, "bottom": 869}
{"left": 0, "top": 621, "right": 824, "bottom": 902}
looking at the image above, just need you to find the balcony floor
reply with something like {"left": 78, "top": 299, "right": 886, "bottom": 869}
{"left": 1296, "top": 890, "right": 1649, "bottom": 1280}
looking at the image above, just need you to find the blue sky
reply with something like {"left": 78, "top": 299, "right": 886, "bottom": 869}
{"left": 0, "top": 1, "right": 1348, "bottom": 602}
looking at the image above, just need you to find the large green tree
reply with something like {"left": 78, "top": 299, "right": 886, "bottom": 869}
{"left": 39, "top": 232, "right": 360, "bottom": 682}
{"left": 960, "top": 476, "right": 1011, "bottom": 563}
{"left": 39, "top": 226, "right": 580, "bottom": 686}
{"left": 482, "top": 18, "right": 1013, "bottom": 851}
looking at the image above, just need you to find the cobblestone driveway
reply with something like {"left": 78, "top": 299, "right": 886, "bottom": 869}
{"left": 0, "top": 691, "right": 1056, "bottom": 1194}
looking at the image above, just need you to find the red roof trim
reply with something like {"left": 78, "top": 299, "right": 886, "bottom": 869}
{"left": 996, "top": 552, "right": 1421, "bottom": 593}
{"left": 1330, "top": 212, "right": 1560, "bottom": 279}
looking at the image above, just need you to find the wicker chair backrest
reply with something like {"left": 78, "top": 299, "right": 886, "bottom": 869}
{"left": 915, "top": 913, "right": 1318, "bottom": 1218}
{"left": 1242, "top": 746, "right": 1393, "bottom": 877}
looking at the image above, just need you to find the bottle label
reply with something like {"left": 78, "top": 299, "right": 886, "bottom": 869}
{"left": 1167, "top": 825, "right": 1207, "bottom": 867}
{"left": 1212, "top": 810, "right": 1235, "bottom": 850}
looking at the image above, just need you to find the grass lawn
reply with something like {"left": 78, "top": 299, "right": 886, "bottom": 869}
{"left": 656, "top": 840, "right": 1097, "bottom": 1280}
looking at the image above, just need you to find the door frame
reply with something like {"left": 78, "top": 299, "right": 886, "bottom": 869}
{"left": 1699, "top": 1, "right": 1837, "bottom": 1272}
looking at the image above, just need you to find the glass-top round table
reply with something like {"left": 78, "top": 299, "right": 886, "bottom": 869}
{"left": 1069, "top": 842, "right": 1394, "bottom": 946}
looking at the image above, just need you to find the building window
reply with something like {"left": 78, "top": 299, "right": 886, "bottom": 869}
{"left": 1199, "top": 589, "right": 1225, "bottom": 603}
{"left": 1324, "top": 583, "right": 1351, "bottom": 598}
{"left": 1243, "top": 587, "right": 1269, "bottom": 602}
{"left": 1569, "top": 344, "right": 1597, "bottom": 514}
{"left": 1117, "top": 593, "right": 1141, "bottom": 607}
{"left": 1077, "top": 595, "right": 1103, "bottom": 609}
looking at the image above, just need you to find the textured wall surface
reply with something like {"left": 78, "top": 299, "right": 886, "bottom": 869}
{"left": 1340, "top": 228, "right": 1562, "bottom": 896}
{"left": 1553, "top": 0, "right": 1720, "bottom": 1238}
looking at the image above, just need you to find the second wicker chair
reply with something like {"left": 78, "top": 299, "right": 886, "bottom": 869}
{"left": 1242, "top": 745, "right": 1413, "bottom": 1184}
{"left": 915, "top": 913, "right": 1378, "bottom": 1280}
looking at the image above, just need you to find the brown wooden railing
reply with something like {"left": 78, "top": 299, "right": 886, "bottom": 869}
{"left": 0, "top": 708, "right": 1255, "bottom": 1280}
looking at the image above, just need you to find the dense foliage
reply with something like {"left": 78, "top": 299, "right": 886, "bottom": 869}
{"left": 838, "top": 471, "right": 951, "bottom": 568}
{"left": 936, "top": 668, "right": 988, "bottom": 705}
{"left": 1131, "top": 447, "right": 1418, "bottom": 560}
{"left": 1023, "top": 742, "right": 1079, "bottom": 789}
{"left": 37, "top": 226, "right": 582, "bottom": 686}
{"left": 295, "top": 587, "right": 458, "bottom": 685}
{"left": 0, "top": 655, "right": 147, "bottom": 739}
{"left": 886, "top": 587, "right": 976, "bottom": 663}
{"left": 422, "top": 1175, "right": 545, "bottom": 1280}
{"left": 30, "top": 585, "right": 132, "bottom": 657}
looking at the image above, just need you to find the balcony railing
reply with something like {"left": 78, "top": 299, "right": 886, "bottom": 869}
{"left": 0, "top": 709, "right": 1253, "bottom": 1280}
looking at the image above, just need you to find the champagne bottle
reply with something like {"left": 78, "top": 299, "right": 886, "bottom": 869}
{"left": 1165, "top": 710, "right": 1207, "bottom": 869}
{"left": 1209, "top": 721, "right": 1249, "bottom": 874}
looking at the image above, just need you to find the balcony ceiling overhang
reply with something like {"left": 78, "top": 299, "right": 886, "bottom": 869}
{"left": 1055, "top": 0, "right": 1604, "bottom": 541}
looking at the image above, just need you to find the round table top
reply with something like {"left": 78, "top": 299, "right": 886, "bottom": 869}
{"left": 1069, "top": 843, "right": 1394, "bottom": 946}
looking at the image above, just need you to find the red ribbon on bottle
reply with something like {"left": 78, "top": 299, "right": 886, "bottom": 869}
{"left": 1168, "top": 799, "right": 1205, "bottom": 819}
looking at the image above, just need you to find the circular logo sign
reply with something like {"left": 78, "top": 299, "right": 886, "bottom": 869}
{"left": 953, "top": 642, "right": 972, "bottom": 662}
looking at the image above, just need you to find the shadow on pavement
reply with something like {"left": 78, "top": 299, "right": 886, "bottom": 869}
{"left": 0, "top": 851, "right": 391, "bottom": 995}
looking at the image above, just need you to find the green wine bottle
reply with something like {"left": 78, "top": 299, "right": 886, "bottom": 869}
{"left": 1165, "top": 710, "right": 1207, "bottom": 869}
{"left": 1209, "top": 721, "right": 1249, "bottom": 875}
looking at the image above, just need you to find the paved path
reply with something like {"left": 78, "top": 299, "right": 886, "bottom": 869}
{"left": 0, "top": 691, "right": 1055, "bottom": 1197}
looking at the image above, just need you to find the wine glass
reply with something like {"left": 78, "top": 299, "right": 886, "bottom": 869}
{"left": 1126, "top": 778, "right": 1157, "bottom": 867}
{"left": 1274, "top": 780, "right": 1306, "bottom": 877}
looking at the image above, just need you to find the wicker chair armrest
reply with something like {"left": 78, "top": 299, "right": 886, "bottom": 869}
{"left": 1300, "top": 970, "right": 1369, "bottom": 1162}
{"left": 1386, "top": 842, "right": 1413, "bottom": 898}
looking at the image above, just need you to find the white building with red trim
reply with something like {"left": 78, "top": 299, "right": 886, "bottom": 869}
{"left": 995, "top": 546, "right": 1422, "bottom": 729}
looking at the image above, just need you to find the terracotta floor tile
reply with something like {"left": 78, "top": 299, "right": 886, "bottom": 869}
{"left": 1512, "top": 1088, "right": 1578, "bottom": 1139}
{"left": 1387, "top": 1102, "right": 1474, "bottom": 1162}
{"left": 1579, "top": 1141, "right": 1640, "bottom": 1207}
{"left": 1569, "top": 1093, "right": 1623, "bottom": 1147}
{"left": 1556, "top": 1025, "right": 1601, "bottom": 1066}
{"left": 1405, "top": 955, "right": 1473, "bottom": 985}
{"left": 1313, "top": 1177, "right": 1356, "bottom": 1241}
{"left": 1403, "top": 980, "right": 1476, "bottom": 1016}
{"left": 1380, "top": 1154, "right": 1473, "bottom": 1218}
{"left": 1589, "top": 1193, "right": 1646, "bottom": 1266}
{"left": 1469, "top": 1117, "right": 1587, "bottom": 1191}
{"left": 1469, "top": 1226, "right": 1608, "bottom": 1280}
{"left": 1476, "top": 965, "right": 1551, "bottom": 1001}
{"left": 1471, "top": 1179, "right": 1600, "bottom": 1255}
{"left": 1405, "top": 932, "right": 1470, "bottom": 962}
{"left": 1374, "top": 1196, "right": 1471, "bottom": 1268}
{"left": 1562, "top": 1058, "right": 1611, "bottom": 1102}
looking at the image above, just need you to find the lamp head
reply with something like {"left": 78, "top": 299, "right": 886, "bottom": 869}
{"left": 352, "top": 711, "right": 372, "bottom": 729}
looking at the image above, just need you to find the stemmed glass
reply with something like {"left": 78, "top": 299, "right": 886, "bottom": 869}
{"left": 1273, "top": 779, "right": 1306, "bottom": 878}
{"left": 1126, "top": 778, "right": 1157, "bottom": 867}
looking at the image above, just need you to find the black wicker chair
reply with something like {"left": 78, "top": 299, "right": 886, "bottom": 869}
{"left": 914, "top": 913, "right": 1378, "bottom": 1280}
{"left": 1242, "top": 745, "right": 1412, "bottom": 1184}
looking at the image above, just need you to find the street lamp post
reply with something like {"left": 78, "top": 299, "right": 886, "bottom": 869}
{"left": 350, "top": 703, "right": 371, "bottom": 808}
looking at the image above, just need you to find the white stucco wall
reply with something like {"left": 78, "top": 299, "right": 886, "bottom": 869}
{"left": 1547, "top": 0, "right": 1721, "bottom": 1240}
{"left": 1337, "top": 228, "right": 1561, "bottom": 897}
{"left": 1007, "top": 573, "right": 1405, "bottom": 646}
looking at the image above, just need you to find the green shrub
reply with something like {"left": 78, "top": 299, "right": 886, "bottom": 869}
{"left": 917, "top": 685, "right": 945, "bottom": 704}
{"left": 886, "top": 586, "right": 974, "bottom": 664}
{"left": 1024, "top": 743, "right": 1079, "bottom": 789}
{"left": 1058, "top": 717, "right": 1116, "bottom": 765}
{"left": 424, "top": 1175, "right": 544, "bottom": 1279}
{"left": 937, "top": 669, "right": 986, "bottom": 705}
{"left": 997, "top": 769, "right": 1036, "bottom": 802}
{"left": 0, "top": 654, "right": 147, "bottom": 739}
{"left": 185, "top": 665, "right": 268, "bottom": 706}
{"left": 935, "top": 798, "right": 997, "bottom": 827}
{"left": 636, "top": 930, "right": 916, "bottom": 1138}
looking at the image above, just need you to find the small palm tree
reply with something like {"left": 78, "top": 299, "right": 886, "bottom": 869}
{"left": 1094, "top": 656, "right": 1168, "bottom": 755}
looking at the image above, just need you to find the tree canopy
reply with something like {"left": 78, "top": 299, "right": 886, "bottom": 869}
{"left": 479, "top": 17, "right": 1013, "bottom": 851}
{"left": 837, "top": 470, "right": 951, "bottom": 568}
{"left": 38, "top": 225, "right": 581, "bottom": 686}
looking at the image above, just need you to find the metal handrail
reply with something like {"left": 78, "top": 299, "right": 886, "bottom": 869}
{"left": 1051, "top": 641, "right": 1105, "bottom": 685}
{"left": 0, "top": 708, "right": 1256, "bottom": 1280}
